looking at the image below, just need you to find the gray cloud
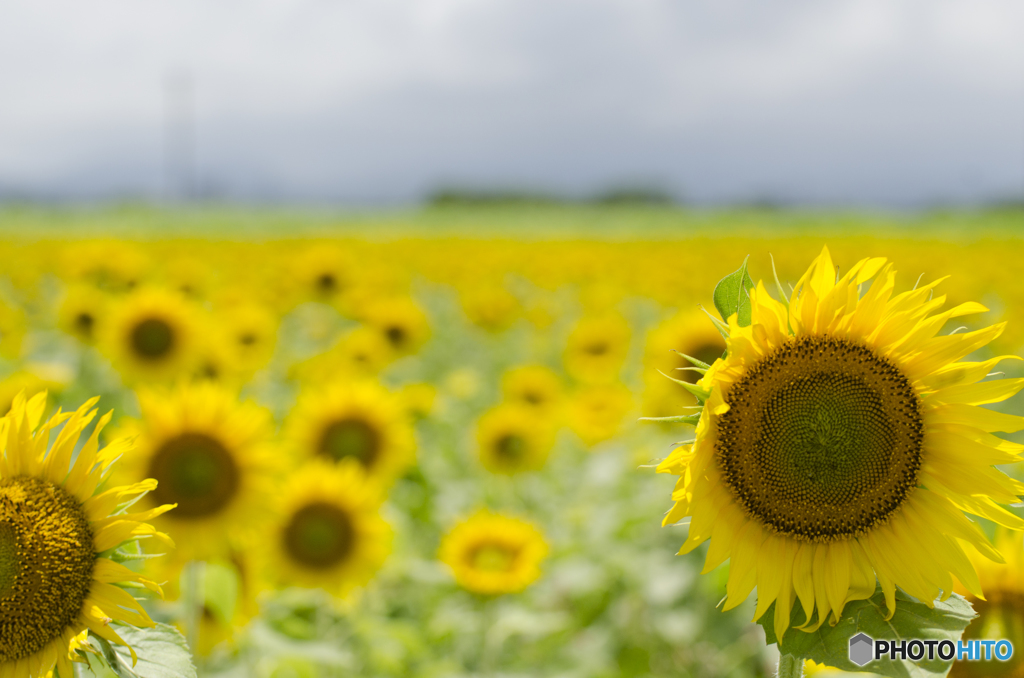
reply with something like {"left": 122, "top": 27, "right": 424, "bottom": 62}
{"left": 0, "top": 0, "right": 1022, "bottom": 205}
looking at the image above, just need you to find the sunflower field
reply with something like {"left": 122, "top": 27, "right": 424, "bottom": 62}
{"left": 1, "top": 206, "right": 1024, "bottom": 678}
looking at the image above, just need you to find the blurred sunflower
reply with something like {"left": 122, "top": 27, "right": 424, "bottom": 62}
{"left": 0, "top": 393, "right": 173, "bottom": 677}
{"left": 658, "top": 247, "right": 1024, "bottom": 642}
{"left": 161, "top": 255, "right": 213, "bottom": 299}
{"left": 220, "top": 301, "right": 278, "bottom": 374}
{"left": 501, "top": 364, "right": 564, "bottom": 417}
{"left": 288, "top": 245, "right": 354, "bottom": 308}
{"left": 263, "top": 461, "right": 391, "bottom": 596}
{"left": 568, "top": 384, "right": 633, "bottom": 447}
{"left": 398, "top": 382, "right": 437, "bottom": 420}
{"left": 461, "top": 285, "right": 520, "bottom": 332}
{"left": 645, "top": 310, "right": 726, "bottom": 385}
{"left": 439, "top": 512, "right": 548, "bottom": 596}
{"left": 112, "top": 382, "right": 278, "bottom": 563}
{"left": 0, "top": 368, "right": 69, "bottom": 416}
{"left": 362, "top": 296, "right": 431, "bottom": 357}
{"left": 57, "top": 283, "right": 109, "bottom": 344}
{"left": 564, "top": 313, "right": 631, "bottom": 384}
{"left": 191, "top": 328, "right": 245, "bottom": 386}
{"left": 60, "top": 240, "right": 147, "bottom": 292}
{"left": 291, "top": 327, "right": 393, "bottom": 383}
{"left": 951, "top": 529, "right": 1024, "bottom": 677}
{"left": 287, "top": 382, "right": 415, "bottom": 485}
{"left": 476, "top": 403, "right": 556, "bottom": 474}
{"left": 0, "top": 301, "right": 26, "bottom": 360}
{"left": 102, "top": 287, "right": 199, "bottom": 383}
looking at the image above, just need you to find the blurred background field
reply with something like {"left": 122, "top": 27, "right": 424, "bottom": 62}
{"left": 0, "top": 205, "right": 1022, "bottom": 677}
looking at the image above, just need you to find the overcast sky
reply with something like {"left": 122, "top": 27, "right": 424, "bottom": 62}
{"left": 1, "top": 0, "right": 1022, "bottom": 206}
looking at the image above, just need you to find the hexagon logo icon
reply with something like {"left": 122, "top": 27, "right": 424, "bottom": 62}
{"left": 849, "top": 632, "right": 874, "bottom": 667}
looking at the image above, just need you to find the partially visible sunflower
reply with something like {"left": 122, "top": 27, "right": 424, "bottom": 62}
{"left": 501, "top": 365, "right": 564, "bottom": 417}
{"left": 111, "top": 382, "right": 278, "bottom": 563}
{"left": 0, "top": 392, "right": 174, "bottom": 677}
{"left": 219, "top": 301, "right": 278, "bottom": 374}
{"left": 291, "top": 327, "right": 393, "bottom": 383}
{"left": 476, "top": 403, "right": 556, "bottom": 474}
{"left": 398, "top": 382, "right": 437, "bottom": 420}
{"left": 287, "top": 382, "right": 415, "bottom": 485}
{"left": 60, "top": 240, "right": 147, "bottom": 292}
{"left": 57, "top": 283, "right": 109, "bottom": 344}
{"left": 568, "top": 384, "right": 633, "bottom": 447}
{"left": 644, "top": 310, "right": 726, "bottom": 400}
{"left": 461, "top": 285, "right": 520, "bottom": 333}
{"left": 658, "top": 247, "right": 1024, "bottom": 642}
{"left": 287, "top": 246, "right": 354, "bottom": 309}
{"left": 262, "top": 461, "right": 391, "bottom": 596}
{"left": 0, "top": 301, "right": 26, "bottom": 360}
{"left": 950, "top": 529, "right": 1024, "bottom": 678}
{"left": 564, "top": 313, "right": 631, "bottom": 384}
{"left": 0, "top": 368, "right": 70, "bottom": 417}
{"left": 102, "top": 287, "right": 199, "bottom": 383}
{"left": 439, "top": 512, "right": 548, "bottom": 596}
{"left": 361, "top": 296, "right": 431, "bottom": 358}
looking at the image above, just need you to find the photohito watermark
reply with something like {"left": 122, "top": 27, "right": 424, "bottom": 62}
{"left": 848, "top": 633, "right": 1014, "bottom": 667}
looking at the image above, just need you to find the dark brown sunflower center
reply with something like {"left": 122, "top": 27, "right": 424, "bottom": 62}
{"left": 716, "top": 336, "right": 923, "bottom": 542}
{"left": 494, "top": 434, "right": 528, "bottom": 464}
{"left": 523, "top": 390, "right": 543, "bottom": 405}
{"left": 585, "top": 341, "right": 609, "bottom": 356}
{"left": 75, "top": 312, "right": 95, "bottom": 337}
{"left": 283, "top": 502, "right": 354, "bottom": 569}
{"left": 0, "top": 476, "right": 95, "bottom": 662}
{"left": 316, "top": 273, "right": 337, "bottom": 293}
{"left": 385, "top": 325, "right": 407, "bottom": 348}
{"left": 319, "top": 418, "right": 380, "bottom": 467}
{"left": 147, "top": 433, "right": 240, "bottom": 518}
{"left": 468, "top": 542, "right": 518, "bottom": 573}
{"left": 130, "top": 317, "right": 175, "bottom": 359}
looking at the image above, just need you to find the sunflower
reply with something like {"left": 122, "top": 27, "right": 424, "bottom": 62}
{"left": 111, "top": 382, "right": 278, "bottom": 563}
{"left": 439, "top": 512, "right": 548, "bottom": 596}
{"left": 564, "top": 313, "right": 631, "bottom": 384}
{"left": 950, "top": 530, "right": 1024, "bottom": 678}
{"left": 291, "top": 327, "right": 393, "bottom": 383}
{"left": 461, "top": 285, "right": 520, "bottom": 332}
{"left": 262, "top": 461, "right": 391, "bottom": 596}
{"left": 286, "top": 382, "right": 415, "bottom": 485}
{"left": 191, "top": 334, "right": 244, "bottom": 385}
{"left": 57, "top": 283, "right": 109, "bottom": 344}
{"left": 646, "top": 311, "right": 726, "bottom": 383}
{"left": 397, "top": 382, "right": 437, "bottom": 420}
{"left": 567, "top": 384, "right": 633, "bottom": 447}
{"left": 501, "top": 365, "right": 564, "bottom": 417}
{"left": 361, "top": 296, "right": 431, "bottom": 358}
{"left": 60, "top": 240, "right": 147, "bottom": 292}
{"left": 102, "top": 287, "right": 199, "bottom": 383}
{"left": 0, "top": 369, "right": 70, "bottom": 417}
{"left": 657, "top": 247, "right": 1024, "bottom": 643}
{"left": 219, "top": 301, "right": 278, "bottom": 374}
{"left": 476, "top": 403, "right": 556, "bottom": 474}
{"left": 0, "top": 392, "right": 174, "bottom": 677}
{"left": 287, "top": 246, "right": 354, "bottom": 308}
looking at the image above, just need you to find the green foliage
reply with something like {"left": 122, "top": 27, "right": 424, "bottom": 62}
{"left": 83, "top": 624, "right": 197, "bottom": 678}
{"left": 713, "top": 256, "right": 755, "bottom": 327}
{"left": 759, "top": 586, "right": 975, "bottom": 678}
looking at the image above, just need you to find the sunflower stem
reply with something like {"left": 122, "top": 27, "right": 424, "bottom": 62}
{"left": 776, "top": 653, "right": 803, "bottom": 678}
{"left": 182, "top": 560, "right": 205, "bottom": 669}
